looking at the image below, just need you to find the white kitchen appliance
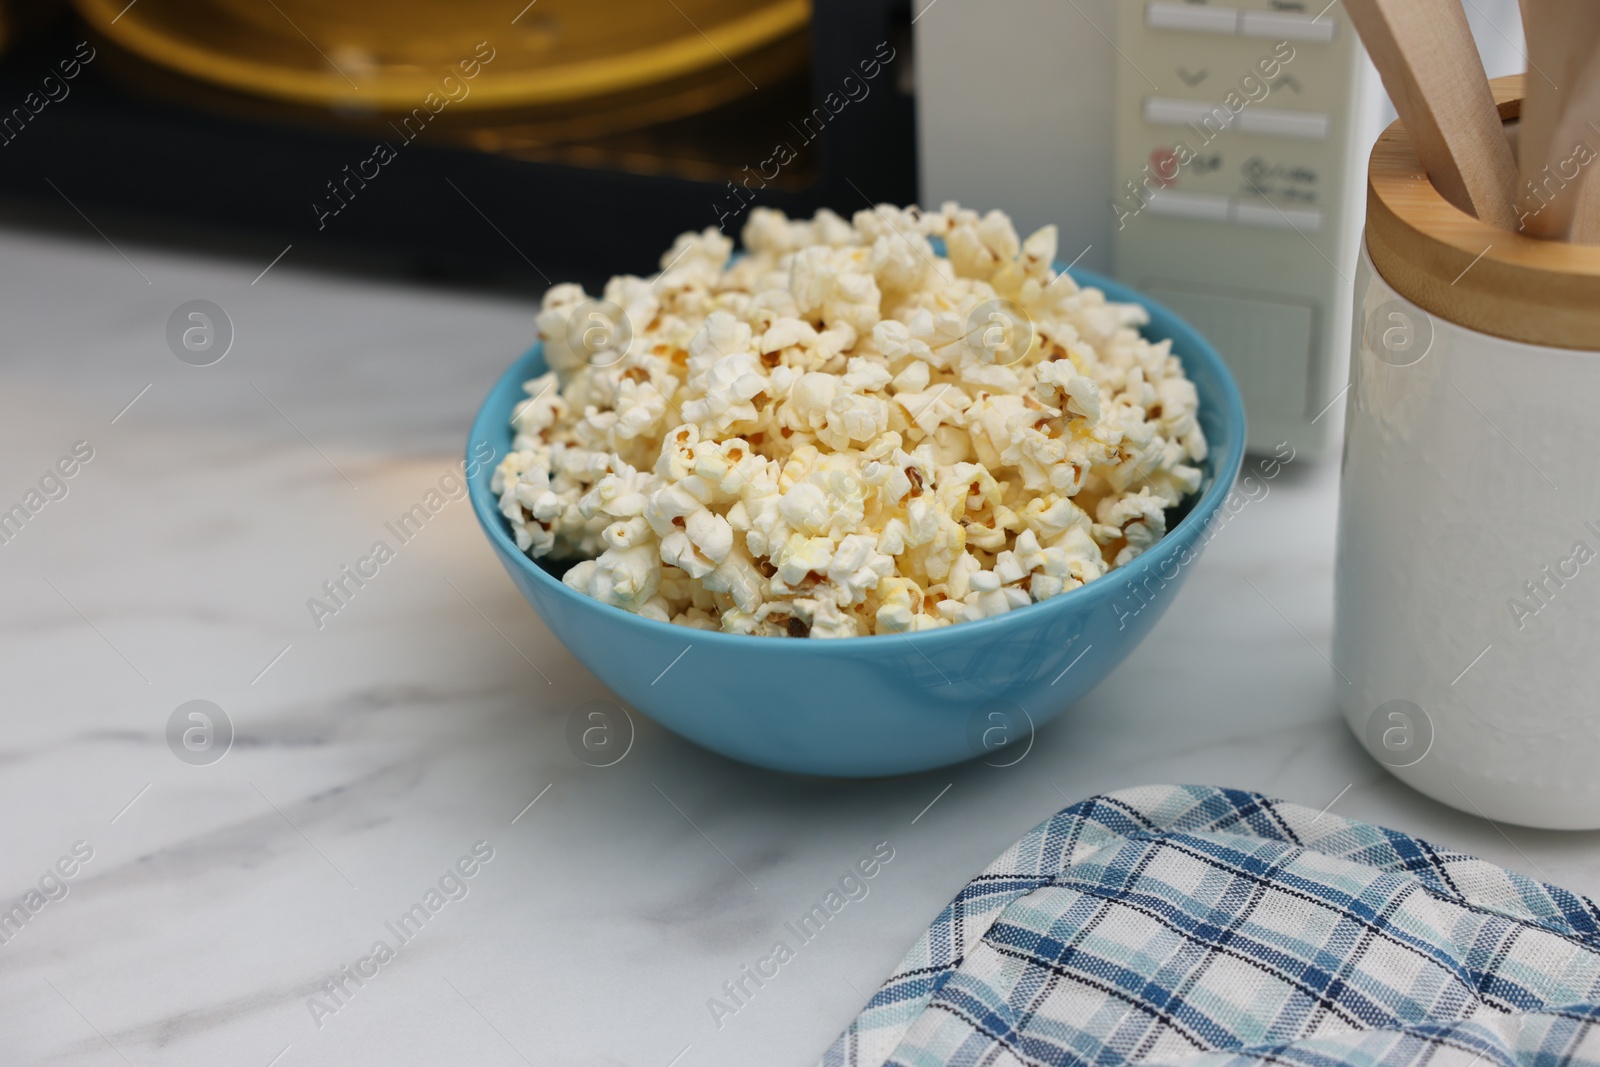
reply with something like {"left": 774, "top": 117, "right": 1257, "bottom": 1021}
{"left": 915, "top": 0, "right": 1384, "bottom": 457}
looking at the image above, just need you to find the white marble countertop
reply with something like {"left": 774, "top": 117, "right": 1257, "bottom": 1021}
{"left": 3, "top": 221, "right": 1597, "bottom": 1067}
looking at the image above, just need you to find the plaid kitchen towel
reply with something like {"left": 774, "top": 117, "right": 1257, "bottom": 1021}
{"left": 821, "top": 784, "right": 1600, "bottom": 1067}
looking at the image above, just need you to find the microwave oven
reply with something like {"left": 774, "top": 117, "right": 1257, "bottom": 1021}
{"left": 3, "top": 0, "right": 1528, "bottom": 458}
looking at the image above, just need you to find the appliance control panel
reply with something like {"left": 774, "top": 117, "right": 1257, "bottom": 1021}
{"left": 1113, "top": 0, "right": 1378, "bottom": 456}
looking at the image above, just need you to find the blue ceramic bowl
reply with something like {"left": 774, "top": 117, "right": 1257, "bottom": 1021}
{"left": 467, "top": 267, "right": 1245, "bottom": 776}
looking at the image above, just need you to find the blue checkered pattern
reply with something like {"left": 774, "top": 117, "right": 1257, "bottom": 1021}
{"left": 821, "top": 785, "right": 1600, "bottom": 1067}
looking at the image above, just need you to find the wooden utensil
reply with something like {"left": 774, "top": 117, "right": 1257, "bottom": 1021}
{"left": 1516, "top": 0, "right": 1600, "bottom": 239}
{"left": 1344, "top": 0, "right": 1519, "bottom": 230}
{"left": 1555, "top": 56, "right": 1600, "bottom": 244}
{"left": 1572, "top": 140, "right": 1600, "bottom": 244}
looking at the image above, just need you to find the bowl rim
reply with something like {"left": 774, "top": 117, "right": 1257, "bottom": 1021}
{"left": 467, "top": 264, "right": 1247, "bottom": 651}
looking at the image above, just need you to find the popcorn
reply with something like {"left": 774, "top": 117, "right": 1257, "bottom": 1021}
{"left": 493, "top": 204, "right": 1207, "bottom": 637}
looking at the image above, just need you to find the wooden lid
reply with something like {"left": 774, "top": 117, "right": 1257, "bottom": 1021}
{"left": 1367, "top": 74, "right": 1600, "bottom": 349}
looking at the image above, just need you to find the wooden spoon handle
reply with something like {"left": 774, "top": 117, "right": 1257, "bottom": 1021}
{"left": 1516, "top": 0, "right": 1600, "bottom": 238}
{"left": 1559, "top": 66, "right": 1600, "bottom": 243}
{"left": 1344, "top": 0, "right": 1519, "bottom": 230}
{"left": 1510, "top": 0, "right": 1600, "bottom": 239}
{"left": 1572, "top": 177, "right": 1600, "bottom": 244}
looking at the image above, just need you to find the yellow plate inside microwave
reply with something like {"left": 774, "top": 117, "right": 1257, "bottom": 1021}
{"left": 72, "top": 0, "right": 810, "bottom": 110}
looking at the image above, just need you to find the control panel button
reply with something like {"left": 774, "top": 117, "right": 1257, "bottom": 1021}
{"left": 1144, "top": 189, "right": 1325, "bottom": 231}
{"left": 1238, "top": 10, "right": 1337, "bottom": 42}
{"left": 1231, "top": 199, "right": 1324, "bottom": 231}
{"left": 1143, "top": 96, "right": 1235, "bottom": 129}
{"left": 1235, "top": 106, "right": 1331, "bottom": 140}
{"left": 1144, "top": 284, "right": 1316, "bottom": 425}
{"left": 1146, "top": 189, "right": 1232, "bottom": 221}
{"left": 1146, "top": 3, "right": 1337, "bottom": 42}
{"left": 1145, "top": 2, "right": 1239, "bottom": 35}
{"left": 1144, "top": 98, "right": 1331, "bottom": 140}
